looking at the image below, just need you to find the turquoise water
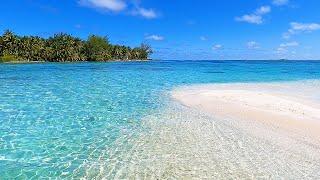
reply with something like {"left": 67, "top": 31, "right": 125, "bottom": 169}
{"left": 0, "top": 60, "right": 320, "bottom": 178}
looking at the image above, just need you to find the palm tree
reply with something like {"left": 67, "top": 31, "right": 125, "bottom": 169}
{"left": 1, "top": 30, "right": 20, "bottom": 59}
{"left": 124, "top": 46, "right": 131, "bottom": 60}
{"left": 47, "top": 33, "right": 84, "bottom": 62}
{"left": 139, "top": 43, "right": 152, "bottom": 59}
{"left": 0, "top": 30, "right": 152, "bottom": 62}
{"left": 85, "top": 35, "right": 111, "bottom": 61}
{"left": 132, "top": 48, "right": 140, "bottom": 59}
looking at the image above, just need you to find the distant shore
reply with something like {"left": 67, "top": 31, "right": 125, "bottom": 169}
{"left": 0, "top": 59, "right": 150, "bottom": 64}
{"left": 0, "top": 30, "right": 152, "bottom": 63}
{"left": 1, "top": 60, "right": 46, "bottom": 64}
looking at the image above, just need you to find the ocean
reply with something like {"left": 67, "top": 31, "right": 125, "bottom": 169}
{"left": 1, "top": 60, "right": 320, "bottom": 178}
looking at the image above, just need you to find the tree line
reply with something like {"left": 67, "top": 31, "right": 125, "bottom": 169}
{"left": 0, "top": 30, "right": 152, "bottom": 62}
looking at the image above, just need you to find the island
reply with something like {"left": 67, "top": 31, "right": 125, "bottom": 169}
{"left": 0, "top": 30, "right": 152, "bottom": 63}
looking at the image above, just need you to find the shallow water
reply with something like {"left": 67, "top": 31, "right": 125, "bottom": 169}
{"left": 1, "top": 60, "right": 320, "bottom": 178}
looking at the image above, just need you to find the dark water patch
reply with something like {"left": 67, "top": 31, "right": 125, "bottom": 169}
{"left": 205, "top": 71, "right": 225, "bottom": 74}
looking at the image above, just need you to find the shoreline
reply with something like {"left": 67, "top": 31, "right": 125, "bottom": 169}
{"left": 0, "top": 59, "right": 150, "bottom": 64}
{"left": 172, "top": 82, "right": 320, "bottom": 141}
{"left": 117, "top": 80, "right": 320, "bottom": 178}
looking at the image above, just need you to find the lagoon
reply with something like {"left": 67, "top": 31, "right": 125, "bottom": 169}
{"left": 1, "top": 60, "right": 320, "bottom": 178}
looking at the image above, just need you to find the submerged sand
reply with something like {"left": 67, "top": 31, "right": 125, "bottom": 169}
{"left": 83, "top": 81, "right": 320, "bottom": 179}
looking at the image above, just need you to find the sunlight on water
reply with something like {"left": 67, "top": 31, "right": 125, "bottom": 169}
{"left": 1, "top": 61, "right": 320, "bottom": 178}
{"left": 81, "top": 100, "right": 320, "bottom": 179}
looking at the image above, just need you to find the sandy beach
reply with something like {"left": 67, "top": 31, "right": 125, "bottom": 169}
{"left": 172, "top": 82, "right": 320, "bottom": 140}
{"left": 88, "top": 81, "right": 320, "bottom": 179}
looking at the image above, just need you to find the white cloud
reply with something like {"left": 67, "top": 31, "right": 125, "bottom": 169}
{"left": 280, "top": 41, "right": 299, "bottom": 47}
{"left": 272, "top": 0, "right": 289, "bottom": 6}
{"left": 283, "top": 22, "right": 320, "bottom": 38}
{"left": 79, "top": 0, "right": 127, "bottom": 12}
{"left": 236, "top": 14, "right": 263, "bottom": 24}
{"left": 282, "top": 33, "right": 291, "bottom": 39}
{"left": 276, "top": 41, "right": 299, "bottom": 54}
{"left": 133, "top": 8, "right": 158, "bottom": 19}
{"left": 247, "top": 41, "right": 260, "bottom": 49}
{"left": 275, "top": 47, "right": 287, "bottom": 54}
{"left": 290, "top": 22, "right": 320, "bottom": 32}
{"left": 145, "top": 35, "right": 164, "bottom": 41}
{"left": 236, "top": 6, "right": 271, "bottom": 24}
{"left": 200, "top": 36, "right": 207, "bottom": 41}
{"left": 212, "top": 44, "right": 223, "bottom": 50}
{"left": 256, "top": 6, "right": 271, "bottom": 15}
{"left": 79, "top": 0, "right": 160, "bottom": 19}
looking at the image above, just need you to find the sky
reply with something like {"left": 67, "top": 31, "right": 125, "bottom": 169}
{"left": 1, "top": 0, "right": 320, "bottom": 60}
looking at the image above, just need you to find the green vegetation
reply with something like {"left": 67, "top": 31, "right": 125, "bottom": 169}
{"left": 0, "top": 30, "right": 152, "bottom": 62}
{"left": 0, "top": 54, "right": 19, "bottom": 63}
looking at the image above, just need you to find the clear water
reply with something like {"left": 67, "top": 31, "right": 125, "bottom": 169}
{"left": 1, "top": 60, "right": 320, "bottom": 178}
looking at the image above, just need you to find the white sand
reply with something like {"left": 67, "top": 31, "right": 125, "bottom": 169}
{"left": 86, "top": 81, "right": 320, "bottom": 179}
{"left": 172, "top": 82, "right": 320, "bottom": 139}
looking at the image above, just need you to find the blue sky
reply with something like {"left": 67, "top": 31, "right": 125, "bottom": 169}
{"left": 1, "top": 0, "right": 320, "bottom": 60}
